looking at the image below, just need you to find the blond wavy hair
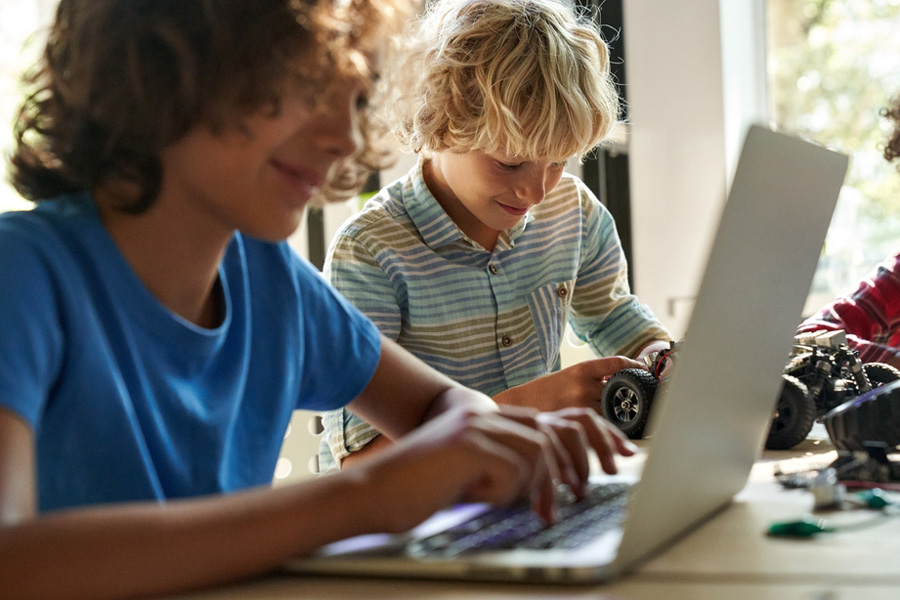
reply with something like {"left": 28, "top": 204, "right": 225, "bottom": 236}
{"left": 380, "top": 0, "right": 620, "bottom": 161}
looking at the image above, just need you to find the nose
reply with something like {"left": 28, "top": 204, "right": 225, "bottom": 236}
{"left": 314, "top": 91, "right": 362, "bottom": 160}
{"left": 515, "top": 168, "right": 549, "bottom": 205}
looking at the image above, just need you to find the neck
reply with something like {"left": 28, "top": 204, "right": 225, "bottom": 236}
{"left": 94, "top": 188, "right": 231, "bottom": 329}
{"left": 422, "top": 158, "right": 499, "bottom": 252}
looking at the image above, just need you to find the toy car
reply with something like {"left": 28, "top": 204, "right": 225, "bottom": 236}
{"left": 599, "top": 341, "right": 678, "bottom": 439}
{"left": 599, "top": 330, "right": 900, "bottom": 449}
{"left": 767, "top": 329, "right": 900, "bottom": 450}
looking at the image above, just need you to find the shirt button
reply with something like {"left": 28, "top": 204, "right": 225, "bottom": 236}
{"left": 501, "top": 335, "right": 512, "bottom": 347}
{"left": 557, "top": 285, "right": 568, "bottom": 298}
{"left": 489, "top": 264, "right": 499, "bottom": 275}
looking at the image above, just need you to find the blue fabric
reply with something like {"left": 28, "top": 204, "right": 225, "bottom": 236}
{"left": 0, "top": 192, "right": 381, "bottom": 512}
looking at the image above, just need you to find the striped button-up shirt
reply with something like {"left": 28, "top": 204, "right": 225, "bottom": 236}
{"left": 319, "top": 161, "right": 669, "bottom": 469}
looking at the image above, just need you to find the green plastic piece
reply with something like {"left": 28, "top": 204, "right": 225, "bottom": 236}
{"left": 767, "top": 517, "right": 834, "bottom": 538}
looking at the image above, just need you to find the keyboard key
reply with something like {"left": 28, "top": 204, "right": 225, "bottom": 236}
{"left": 409, "top": 482, "right": 631, "bottom": 557}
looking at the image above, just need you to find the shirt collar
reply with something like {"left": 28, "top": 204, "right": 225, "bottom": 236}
{"left": 403, "top": 158, "right": 533, "bottom": 251}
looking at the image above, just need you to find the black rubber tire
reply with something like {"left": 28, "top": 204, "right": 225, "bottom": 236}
{"left": 824, "top": 378, "right": 900, "bottom": 451}
{"left": 862, "top": 362, "right": 900, "bottom": 388}
{"left": 765, "top": 375, "right": 816, "bottom": 450}
{"left": 600, "top": 368, "right": 659, "bottom": 439}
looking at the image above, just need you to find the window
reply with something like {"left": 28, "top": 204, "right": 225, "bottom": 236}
{"left": 0, "top": 0, "right": 52, "bottom": 212}
{"left": 767, "top": 0, "right": 900, "bottom": 309}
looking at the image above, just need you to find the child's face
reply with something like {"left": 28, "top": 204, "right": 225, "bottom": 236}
{"left": 425, "top": 149, "right": 567, "bottom": 247}
{"left": 159, "top": 76, "right": 368, "bottom": 242}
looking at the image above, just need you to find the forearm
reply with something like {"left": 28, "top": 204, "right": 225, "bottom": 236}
{"left": 1, "top": 474, "right": 377, "bottom": 600}
{"left": 340, "top": 432, "right": 393, "bottom": 467}
{"left": 349, "top": 336, "right": 496, "bottom": 440}
{"left": 420, "top": 383, "right": 498, "bottom": 423}
{"left": 492, "top": 356, "right": 645, "bottom": 412}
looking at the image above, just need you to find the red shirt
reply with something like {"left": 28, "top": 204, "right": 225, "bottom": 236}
{"left": 798, "top": 252, "right": 900, "bottom": 364}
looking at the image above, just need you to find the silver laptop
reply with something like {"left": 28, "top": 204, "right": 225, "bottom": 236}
{"left": 286, "top": 125, "right": 849, "bottom": 582}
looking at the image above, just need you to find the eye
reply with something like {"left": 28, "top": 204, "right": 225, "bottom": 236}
{"left": 355, "top": 93, "right": 370, "bottom": 111}
{"left": 550, "top": 160, "right": 568, "bottom": 169}
{"left": 497, "top": 161, "right": 522, "bottom": 171}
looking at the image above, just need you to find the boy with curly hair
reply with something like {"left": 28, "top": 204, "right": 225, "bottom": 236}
{"left": 321, "top": 0, "right": 669, "bottom": 469}
{"left": 0, "top": 0, "right": 635, "bottom": 597}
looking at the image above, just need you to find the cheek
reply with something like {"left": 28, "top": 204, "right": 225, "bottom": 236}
{"left": 547, "top": 171, "right": 565, "bottom": 192}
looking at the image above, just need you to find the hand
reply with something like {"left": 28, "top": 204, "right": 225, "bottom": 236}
{"left": 494, "top": 356, "right": 645, "bottom": 411}
{"left": 495, "top": 405, "right": 636, "bottom": 518}
{"left": 352, "top": 404, "right": 566, "bottom": 532}
{"left": 353, "top": 403, "right": 636, "bottom": 532}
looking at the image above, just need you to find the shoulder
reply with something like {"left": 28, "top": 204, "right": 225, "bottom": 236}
{"left": 880, "top": 252, "right": 900, "bottom": 276}
{"left": 235, "top": 235, "right": 376, "bottom": 320}
{"left": 329, "top": 177, "right": 424, "bottom": 256}
{"left": 533, "top": 173, "right": 609, "bottom": 223}
{"left": 234, "top": 235, "right": 330, "bottom": 297}
{"left": 0, "top": 195, "right": 98, "bottom": 282}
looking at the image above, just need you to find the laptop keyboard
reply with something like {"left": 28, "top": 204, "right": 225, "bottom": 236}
{"left": 409, "top": 482, "right": 631, "bottom": 557}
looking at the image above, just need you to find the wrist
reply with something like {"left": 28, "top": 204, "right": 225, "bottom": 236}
{"left": 318, "top": 466, "right": 388, "bottom": 537}
{"left": 493, "top": 386, "right": 526, "bottom": 407}
{"left": 635, "top": 339, "right": 671, "bottom": 361}
{"left": 425, "top": 386, "right": 498, "bottom": 422}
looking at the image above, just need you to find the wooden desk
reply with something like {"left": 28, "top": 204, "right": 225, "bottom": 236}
{"left": 163, "top": 435, "right": 900, "bottom": 599}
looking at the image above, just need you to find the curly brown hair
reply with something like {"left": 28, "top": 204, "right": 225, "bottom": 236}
{"left": 884, "top": 96, "right": 900, "bottom": 167}
{"left": 9, "top": 0, "right": 406, "bottom": 213}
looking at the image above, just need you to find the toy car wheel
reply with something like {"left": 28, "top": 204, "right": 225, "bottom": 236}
{"left": 862, "top": 362, "right": 900, "bottom": 388}
{"left": 824, "top": 378, "right": 900, "bottom": 451}
{"left": 765, "top": 375, "right": 815, "bottom": 450}
{"left": 601, "top": 368, "right": 658, "bottom": 439}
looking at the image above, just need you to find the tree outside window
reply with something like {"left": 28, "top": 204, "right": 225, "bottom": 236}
{"left": 768, "top": 0, "right": 900, "bottom": 309}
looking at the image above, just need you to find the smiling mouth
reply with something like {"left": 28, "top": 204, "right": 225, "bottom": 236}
{"left": 498, "top": 202, "right": 529, "bottom": 216}
{"left": 272, "top": 160, "right": 325, "bottom": 199}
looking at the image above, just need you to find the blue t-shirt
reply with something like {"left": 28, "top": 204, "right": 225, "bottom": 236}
{"left": 0, "top": 192, "right": 381, "bottom": 512}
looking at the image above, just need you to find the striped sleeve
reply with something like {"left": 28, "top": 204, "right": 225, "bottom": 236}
{"left": 319, "top": 216, "right": 401, "bottom": 468}
{"left": 566, "top": 180, "right": 669, "bottom": 358}
{"left": 324, "top": 222, "right": 403, "bottom": 339}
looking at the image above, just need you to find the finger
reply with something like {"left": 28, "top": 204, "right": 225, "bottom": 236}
{"left": 585, "top": 413, "right": 639, "bottom": 474}
{"left": 582, "top": 356, "right": 646, "bottom": 380}
{"left": 529, "top": 434, "right": 558, "bottom": 525}
{"left": 490, "top": 408, "right": 562, "bottom": 522}
{"left": 493, "top": 409, "right": 572, "bottom": 489}
{"left": 583, "top": 407, "right": 639, "bottom": 457}
{"left": 538, "top": 419, "right": 579, "bottom": 491}
{"left": 537, "top": 414, "right": 591, "bottom": 495}
{"left": 608, "top": 425, "right": 639, "bottom": 457}
{"left": 551, "top": 408, "right": 636, "bottom": 474}
{"left": 497, "top": 404, "right": 541, "bottom": 420}
{"left": 459, "top": 432, "right": 533, "bottom": 506}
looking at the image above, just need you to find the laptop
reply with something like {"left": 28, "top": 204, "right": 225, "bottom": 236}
{"left": 285, "top": 125, "right": 849, "bottom": 582}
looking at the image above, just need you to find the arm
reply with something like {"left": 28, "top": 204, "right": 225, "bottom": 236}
{"left": 347, "top": 335, "right": 497, "bottom": 440}
{"left": 347, "top": 337, "right": 637, "bottom": 506}
{"left": 345, "top": 352, "right": 639, "bottom": 464}
{"left": 799, "top": 253, "right": 900, "bottom": 366}
{"left": 494, "top": 356, "right": 645, "bottom": 411}
{"left": 0, "top": 369, "right": 633, "bottom": 600}
{"left": 567, "top": 181, "right": 670, "bottom": 359}
{"left": 488, "top": 186, "right": 671, "bottom": 414}
{"left": 0, "top": 405, "right": 405, "bottom": 600}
